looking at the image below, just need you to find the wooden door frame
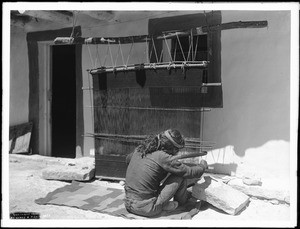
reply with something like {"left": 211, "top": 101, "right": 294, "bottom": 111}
{"left": 38, "top": 41, "right": 52, "bottom": 156}
{"left": 26, "top": 26, "right": 82, "bottom": 156}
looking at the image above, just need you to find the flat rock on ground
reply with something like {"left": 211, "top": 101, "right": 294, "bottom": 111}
{"left": 192, "top": 175, "right": 250, "bottom": 215}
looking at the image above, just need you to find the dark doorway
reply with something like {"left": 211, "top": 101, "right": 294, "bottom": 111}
{"left": 51, "top": 45, "right": 76, "bottom": 158}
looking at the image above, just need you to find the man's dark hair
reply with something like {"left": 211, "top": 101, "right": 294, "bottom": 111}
{"left": 136, "top": 129, "right": 185, "bottom": 158}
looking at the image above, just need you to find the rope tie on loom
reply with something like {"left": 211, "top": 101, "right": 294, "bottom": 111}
{"left": 193, "top": 36, "right": 199, "bottom": 61}
{"left": 69, "top": 11, "right": 77, "bottom": 42}
{"left": 118, "top": 40, "right": 126, "bottom": 68}
{"left": 174, "top": 32, "right": 189, "bottom": 76}
{"left": 163, "top": 34, "right": 173, "bottom": 62}
{"left": 187, "top": 31, "right": 193, "bottom": 61}
{"left": 147, "top": 40, "right": 155, "bottom": 70}
{"left": 151, "top": 37, "right": 159, "bottom": 64}
{"left": 147, "top": 45, "right": 154, "bottom": 70}
{"left": 114, "top": 41, "right": 121, "bottom": 68}
{"left": 102, "top": 43, "right": 109, "bottom": 67}
{"left": 167, "top": 62, "right": 176, "bottom": 72}
{"left": 107, "top": 40, "right": 116, "bottom": 75}
{"left": 149, "top": 63, "right": 156, "bottom": 70}
{"left": 149, "top": 41, "right": 153, "bottom": 62}
{"left": 95, "top": 44, "right": 102, "bottom": 69}
{"left": 163, "top": 34, "right": 174, "bottom": 73}
{"left": 145, "top": 37, "right": 150, "bottom": 64}
{"left": 159, "top": 44, "right": 164, "bottom": 63}
{"left": 167, "top": 62, "right": 172, "bottom": 71}
{"left": 125, "top": 37, "right": 134, "bottom": 70}
{"left": 173, "top": 39, "right": 177, "bottom": 62}
{"left": 176, "top": 33, "right": 186, "bottom": 62}
{"left": 148, "top": 38, "right": 158, "bottom": 71}
{"left": 181, "top": 61, "right": 188, "bottom": 75}
{"left": 183, "top": 31, "right": 196, "bottom": 76}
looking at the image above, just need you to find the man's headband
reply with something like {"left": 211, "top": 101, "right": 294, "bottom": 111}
{"left": 164, "top": 130, "right": 184, "bottom": 149}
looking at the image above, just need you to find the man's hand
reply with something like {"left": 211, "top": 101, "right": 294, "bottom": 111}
{"left": 199, "top": 160, "right": 208, "bottom": 170}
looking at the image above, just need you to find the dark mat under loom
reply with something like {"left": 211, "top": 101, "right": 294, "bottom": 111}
{"left": 35, "top": 181, "right": 201, "bottom": 219}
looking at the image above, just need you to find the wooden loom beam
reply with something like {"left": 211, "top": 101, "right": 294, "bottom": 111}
{"left": 88, "top": 61, "right": 209, "bottom": 74}
{"left": 85, "top": 106, "right": 212, "bottom": 112}
{"left": 54, "top": 20, "right": 268, "bottom": 45}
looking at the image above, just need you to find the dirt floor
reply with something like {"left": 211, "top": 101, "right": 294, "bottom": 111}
{"left": 6, "top": 154, "right": 292, "bottom": 226}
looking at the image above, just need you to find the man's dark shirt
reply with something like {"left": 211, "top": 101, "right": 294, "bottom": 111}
{"left": 125, "top": 149, "right": 206, "bottom": 196}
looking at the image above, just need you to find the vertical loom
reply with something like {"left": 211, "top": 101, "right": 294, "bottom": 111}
{"left": 80, "top": 30, "right": 219, "bottom": 180}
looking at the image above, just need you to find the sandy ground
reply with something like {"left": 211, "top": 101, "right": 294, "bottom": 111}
{"left": 8, "top": 156, "right": 122, "bottom": 220}
{"left": 6, "top": 154, "right": 292, "bottom": 226}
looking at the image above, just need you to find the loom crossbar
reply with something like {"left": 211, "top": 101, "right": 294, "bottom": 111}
{"left": 85, "top": 132, "right": 215, "bottom": 146}
{"left": 88, "top": 61, "right": 209, "bottom": 74}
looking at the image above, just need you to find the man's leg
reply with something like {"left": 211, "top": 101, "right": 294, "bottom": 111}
{"left": 173, "top": 177, "right": 189, "bottom": 205}
{"left": 156, "top": 174, "right": 188, "bottom": 206}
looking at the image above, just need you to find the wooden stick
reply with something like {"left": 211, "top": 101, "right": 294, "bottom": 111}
{"left": 88, "top": 61, "right": 208, "bottom": 74}
{"left": 53, "top": 20, "right": 268, "bottom": 45}
{"left": 85, "top": 133, "right": 215, "bottom": 145}
{"left": 201, "top": 20, "right": 268, "bottom": 33}
{"left": 202, "top": 83, "right": 222, "bottom": 87}
{"left": 86, "top": 106, "right": 211, "bottom": 112}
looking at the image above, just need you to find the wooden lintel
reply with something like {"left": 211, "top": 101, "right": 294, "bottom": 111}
{"left": 53, "top": 20, "right": 268, "bottom": 45}
{"left": 201, "top": 20, "right": 268, "bottom": 32}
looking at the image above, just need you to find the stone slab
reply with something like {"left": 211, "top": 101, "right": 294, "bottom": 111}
{"left": 192, "top": 175, "right": 250, "bottom": 215}
{"left": 42, "top": 166, "right": 95, "bottom": 181}
{"left": 227, "top": 178, "right": 290, "bottom": 204}
{"left": 41, "top": 157, "right": 95, "bottom": 181}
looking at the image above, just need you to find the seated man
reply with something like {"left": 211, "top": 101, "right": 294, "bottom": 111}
{"left": 124, "top": 129, "right": 208, "bottom": 217}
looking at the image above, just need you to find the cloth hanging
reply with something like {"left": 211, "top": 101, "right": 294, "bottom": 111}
{"left": 135, "top": 64, "right": 146, "bottom": 88}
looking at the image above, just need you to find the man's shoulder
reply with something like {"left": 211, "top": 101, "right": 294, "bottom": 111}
{"left": 150, "top": 150, "right": 172, "bottom": 162}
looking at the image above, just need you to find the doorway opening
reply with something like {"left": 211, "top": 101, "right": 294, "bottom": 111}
{"left": 51, "top": 45, "right": 76, "bottom": 158}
